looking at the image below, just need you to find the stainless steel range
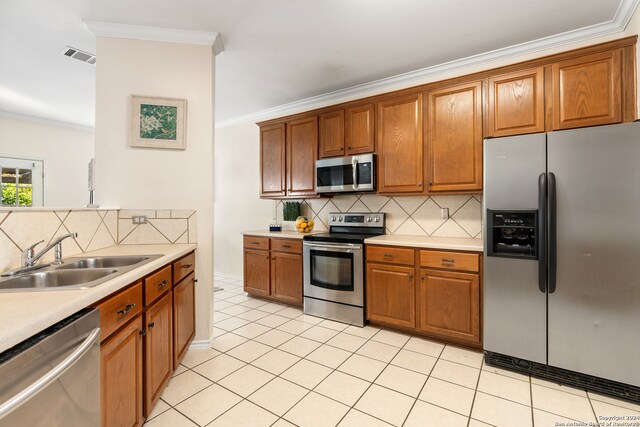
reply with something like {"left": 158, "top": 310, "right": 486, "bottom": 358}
{"left": 303, "top": 212, "right": 385, "bottom": 326}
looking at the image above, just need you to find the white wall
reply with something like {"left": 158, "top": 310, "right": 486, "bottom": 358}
{"left": 214, "top": 123, "right": 273, "bottom": 276}
{"left": 0, "top": 116, "right": 94, "bottom": 207}
{"left": 94, "top": 37, "right": 215, "bottom": 342}
{"left": 213, "top": 9, "right": 640, "bottom": 278}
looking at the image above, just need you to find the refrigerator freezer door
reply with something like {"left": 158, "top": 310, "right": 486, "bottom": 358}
{"left": 547, "top": 122, "right": 640, "bottom": 387}
{"left": 483, "top": 134, "right": 547, "bottom": 364}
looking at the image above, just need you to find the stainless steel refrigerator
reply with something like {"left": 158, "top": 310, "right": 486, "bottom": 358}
{"left": 483, "top": 122, "right": 640, "bottom": 400}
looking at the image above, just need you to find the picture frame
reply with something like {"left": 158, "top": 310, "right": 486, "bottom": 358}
{"left": 130, "top": 95, "right": 187, "bottom": 149}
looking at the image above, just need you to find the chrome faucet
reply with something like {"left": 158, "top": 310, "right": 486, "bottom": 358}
{"left": 22, "top": 232, "right": 78, "bottom": 267}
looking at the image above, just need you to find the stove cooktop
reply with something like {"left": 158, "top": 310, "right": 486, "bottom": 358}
{"left": 303, "top": 233, "right": 378, "bottom": 244}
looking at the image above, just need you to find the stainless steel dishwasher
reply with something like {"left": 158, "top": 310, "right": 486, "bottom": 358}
{"left": 0, "top": 309, "right": 101, "bottom": 427}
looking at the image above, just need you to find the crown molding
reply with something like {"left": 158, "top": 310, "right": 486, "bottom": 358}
{"left": 84, "top": 21, "right": 224, "bottom": 54}
{"left": 0, "top": 110, "right": 95, "bottom": 133}
{"left": 216, "top": 0, "right": 639, "bottom": 128}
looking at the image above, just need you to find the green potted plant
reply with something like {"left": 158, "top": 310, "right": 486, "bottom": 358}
{"left": 282, "top": 202, "right": 300, "bottom": 222}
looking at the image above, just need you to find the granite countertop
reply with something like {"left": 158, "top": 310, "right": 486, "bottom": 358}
{"left": 365, "top": 235, "right": 483, "bottom": 252}
{"left": 242, "top": 230, "right": 324, "bottom": 239}
{"left": 0, "top": 243, "right": 196, "bottom": 353}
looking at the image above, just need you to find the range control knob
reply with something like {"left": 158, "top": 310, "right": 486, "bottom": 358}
{"left": 338, "top": 217, "right": 343, "bottom": 222}
{"left": 374, "top": 217, "right": 381, "bottom": 223}
{"left": 331, "top": 216, "right": 336, "bottom": 221}
{"left": 367, "top": 217, "right": 373, "bottom": 222}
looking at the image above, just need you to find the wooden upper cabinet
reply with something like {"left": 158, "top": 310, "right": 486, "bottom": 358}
{"left": 260, "top": 123, "right": 286, "bottom": 197}
{"left": 426, "top": 81, "right": 483, "bottom": 192}
{"left": 552, "top": 49, "right": 622, "bottom": 130}
{"left": 487, "top": 67, "right": 545, "bottom": 137}
{"left": 319, "top": 110, "right": 345, "bottom": 158}
{"left": 286, "top": 116, "right": 318, "bottom": 197}
{"left": 377, "top": 93, "right": 424, "bottom": 193}
{"left": 345, "top": 103, "right": 375, "bottom": 155}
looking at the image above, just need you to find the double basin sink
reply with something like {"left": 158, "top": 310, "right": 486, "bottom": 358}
{"left": 0, "top": 255, "right": 162, "bottom": 292}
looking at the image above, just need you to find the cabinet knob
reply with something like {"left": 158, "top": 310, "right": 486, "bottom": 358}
{"left": 408, "top": 274, "right": 414, "bottom": 280}
{"left": 158, "top": 280, "right": 169, "bottom": 287}
{"left": 429, "top": 182, "right": 433, "bottom": 187}
{"left": 148, "top": 322, "right": 155, "bottom": 329}
{"left": 347, "top": 146, "right": 352, "bottom": 150}
{"left": 265, "top": 256, "right": 269, "bottom": 260}
{"left": 418, "top": 182, "right": 422, "bottom": 187}
{"left": 420, "top": 275, "right": 425, "bottom": 281}
{"left": 139, "top": 329, "right": 146, "bottom": 336}
{"left": 272, "top": 257, "right": 276, "bottom": 260}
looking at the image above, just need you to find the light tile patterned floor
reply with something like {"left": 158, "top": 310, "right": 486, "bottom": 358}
{"left": 144, "top": 274, "right": 640, "bottom": 427}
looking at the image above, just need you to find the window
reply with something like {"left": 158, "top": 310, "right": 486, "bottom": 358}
{"left": 0, "top": 157, "right": 44, "bottom": 207}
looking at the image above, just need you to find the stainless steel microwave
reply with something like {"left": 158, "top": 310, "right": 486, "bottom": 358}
{"left": 315, "top": 154, "right": 375, "bottom": 194}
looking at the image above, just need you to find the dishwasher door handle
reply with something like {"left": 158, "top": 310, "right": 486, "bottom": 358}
{"left": 0, "top": 327, "right": 101, "bottom": 419}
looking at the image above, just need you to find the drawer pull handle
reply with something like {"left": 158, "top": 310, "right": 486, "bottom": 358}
{"left": 383, "top": 253, "right": 394, "bottom": 258}
{"left": 250, "top": 241, "right": 260, "bottom": 245}
{"left": 148, "top": 322, "right": 155, "bottom": 329}
{"left": 281, "top": 244, "right": 291, "bottom": 248}
{"left": 139, "top": 329, "right": 146, "bottom": 336}
{"left": 158, "top": 280, "right": 169, "bottom": 287}
{"left": 117, "top": 303, "right": 136, "bottom": 315}
{"left": 182, "top": 264, "right": 194, "bottom": 269}
{"left": 442, "top": 259, "right": 455, "bottom": 264}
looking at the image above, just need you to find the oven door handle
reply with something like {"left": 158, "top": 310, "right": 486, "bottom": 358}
{"left": 304, "top": 243, "right": 362, "bottom": 251}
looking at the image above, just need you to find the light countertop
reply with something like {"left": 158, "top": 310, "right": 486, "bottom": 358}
{"left": 243, "top": 230, "right": 323, "bottom": 239}
{"left": 0, "top": 243, "right": 196, "bottom": 353}
{"left": 365, "top": 235, "right": 483, "bottom": 252}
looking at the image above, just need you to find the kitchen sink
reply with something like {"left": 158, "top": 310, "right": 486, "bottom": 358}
{"left": 57, "top": 255, "right": 152, "bottom": 270}
{"left": 0, "top": 269, "right": 118, "bottom": 291}
{"left": 0, "top": 254, "right": 163, "bottom": 292}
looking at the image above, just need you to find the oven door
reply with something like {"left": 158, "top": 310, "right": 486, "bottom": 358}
{"left": 315, "top": 155, "right": 375, "bottom": 193}
{"left": 303, "top": 242, "right": 364, "bottom": 307}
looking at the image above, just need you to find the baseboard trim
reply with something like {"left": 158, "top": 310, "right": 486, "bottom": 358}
{"left": 188, "top": 339, "right": 212, "bottom": 349}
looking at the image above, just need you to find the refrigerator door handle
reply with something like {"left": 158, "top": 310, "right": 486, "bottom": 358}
{"left": 548, "top": 172, "right": 557, "bottom": 293}
{"left": 538, "top": 173, "right": 547, "bottom": 293}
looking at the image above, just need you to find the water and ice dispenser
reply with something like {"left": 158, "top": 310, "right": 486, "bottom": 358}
{"left": 486, "top": 210, "right": 538, "bottom": 259}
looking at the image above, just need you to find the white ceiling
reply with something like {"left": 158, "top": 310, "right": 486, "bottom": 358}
{"left": 0, "top": 0, "right": 632, "bottom": 129}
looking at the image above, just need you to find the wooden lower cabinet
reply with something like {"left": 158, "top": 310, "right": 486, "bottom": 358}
{"left": 144, "top": 291, "right": 173, "bottom": 416}
{"left": 244, "top": 249, "right": 271, "bottom": 297}
{"left": 418, "top": 269, "right": 481, "bottom": 345}
{"left": 98, "top": 251, "right": 197, "bottom": 425}
{"left": 366, "top": 245, "right": 482, "bottom": 348}
{"left": 271, "top": 252, "right": 303, "bottom": 304}
{"left": 173, "top": 272, "right": 196, "bottom": 369}
{"left": 366, "top": 263, "right": 416, "bottom": 329}
{"left": 243, "top": 236, "right": 303, "bottom": 305}
{"left": 101, "top": 316, "right": 144, "bottom": 427}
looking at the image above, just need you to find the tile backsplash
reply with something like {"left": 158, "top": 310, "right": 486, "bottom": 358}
{"left": 0, "top": 208, "right": 197, "bottom": 272}
{"left": 275, "top": 194, "right": 482, "bottom": 239}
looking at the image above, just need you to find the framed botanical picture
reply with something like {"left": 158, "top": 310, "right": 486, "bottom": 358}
{"left": 130, "top": 95, "right": 187, "bottom": 149}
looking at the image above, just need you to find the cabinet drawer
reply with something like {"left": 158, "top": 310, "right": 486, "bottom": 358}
{"left": 243, "top": 236, "right": 269, "bottom": 251}
{"left": 271, "top": 238, "right": 302, "bottom": 254}
{"left": 97, "top": 282, "right": 143, "bottom": 342}
{"left": 420, "top": 250, "right": 479, "bottom": 273}
{"left": 173, "top": 252, "right": 195, "bottom": 285}
{"left": 145, "top": 265, "right": 172, "bottom": 305}
{"left": 367, "top": 246, "right": 415, "bottom": 266}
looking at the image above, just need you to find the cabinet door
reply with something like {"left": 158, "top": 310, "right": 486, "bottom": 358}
{"left": 552, "top": 49, "right": 622, "bottom": 130}
{"left": 101, "top": 317, "right": 144, "bottom": 427}
{"left": 173, "top": 272, "right": 195, "bottom": 369}
{"left": 319, "top": 110, "right": 345, "bottom": 158}
{"left": 260, "top": 123, "right": 286, "bottom": 197}
{"left": 366, "top": 263, "right": 416, "bottom": 329}
{"left": 345, "top": 103, "right": 375, "bottom": 155}
{"left": 243, "top": 249, "right": 270, "bottom": 297}
{"left": 144, "top": 292, "right": 173, "bottom": 416}
{"left": 426, "top": 81, "right": 483, "bottom": 192}
{"left": 377, "top": 94, "right": 424, "bottom": 193}
{"left": 487, "top": 67, "right": 545, "bottom": 137}
{"left": 418, "top": 269, "right": 480, "bottom": 345}
{"left": 271, "top": 252, "right": 303, "bottom": 305}
{"left": 286, "top": 116, "right": 318, "bottom": 197}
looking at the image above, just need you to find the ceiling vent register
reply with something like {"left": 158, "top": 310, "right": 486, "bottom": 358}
{"left": 60, "top": 46, "right": 96, "bottom": 65}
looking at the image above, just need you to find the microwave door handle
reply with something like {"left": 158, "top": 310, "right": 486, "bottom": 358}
{"left": 352, "top": 158, "right": 358, "bottom": 190}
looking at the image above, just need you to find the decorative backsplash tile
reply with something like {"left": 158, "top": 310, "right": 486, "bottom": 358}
{"left": 275, "top": 194, "right": 483, "bottom": 239}
{"left": 0, "top": 208, "right": 197, "bottom": 272}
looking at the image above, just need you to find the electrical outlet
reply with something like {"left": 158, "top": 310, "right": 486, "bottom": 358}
{"left": 440, "top": 208, "right": 449, "bottom": 219}
{"left": 132, "top": 215, "right": 148, "bottom": 224}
